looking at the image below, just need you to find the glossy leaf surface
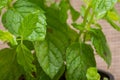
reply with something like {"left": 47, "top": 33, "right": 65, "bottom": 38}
{"left": 34, "top": 41, "right": 64, "bottom": 79}
{"left": 66, "top": 42, "right": 96, "bottom": 80}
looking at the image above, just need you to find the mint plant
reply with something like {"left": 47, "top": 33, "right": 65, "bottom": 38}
{"left": 0, "top": 0, "right": 120, "bottom": 80}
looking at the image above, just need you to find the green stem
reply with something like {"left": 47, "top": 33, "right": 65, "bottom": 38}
{"left": 79, "top": 6, "right": 91, "bottom": 43}
{"left": 87, "top": 12, "right": 95, "bottom": 28}
{"left": 21, "top": 36, "right": 23, "bottom": 45}
{"left": 83, "top": 5, "right": 91, "bottom": 27}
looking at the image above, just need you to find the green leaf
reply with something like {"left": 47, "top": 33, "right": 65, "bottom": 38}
{"left": 27, "top": 13, "right": 47, "bottom": 41}
{"left": 0, "top": 30, "right": 17, "bottom": 45}
{"left": 106, "top": 16, "right": 120, "bottom": 31}
{"left": 34, "top": 41, "right": 64, "bottom": 79}
{"left": 86, "top": 67, "right": 100, "bottom": 80}
{"left": 2, "top": 9, "right": 23, "bottom": 36}
{"left": 46, "top": 7, "right": 78, "bottom": 44}
{"left": 0, "top": 48, "right": 24, "bottom": 80}
{"left": 105, "top": 9, "right": 120, "bottom": 31}
{"left": 70, "top": 6, "right": 80, "bottom": 21}
{"left": 13, "top": 0, "right": 40, "bottom": 16}
{"left": 15, "top": 0, "right": 47, "bottom": 41}
{"left": 59, "top": 0, "right": 69, "bottom": 23}
{"left": 66, "top": 42, "right": 96, "bottom": 80}
{"left": 2, "top": 0, "right": 47, "bottom": 41}
{"left": 91, "top": 0, "right": 118, "bottom": 19}
{"left": 18, "top": 12, "right": 39, "bottom": 39}
{"left": 91, "top": 29, "right": 111, "bottom": 67}
{"left": 16, "top": 44, "right": 36, "bottom": 75}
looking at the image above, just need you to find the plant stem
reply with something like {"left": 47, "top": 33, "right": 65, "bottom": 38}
{"left": 79, "top": 5, "right": 91, "bottom": 43}
{"left": 83, "top": 5, "right": 91, "bottom": 27}
{"left": 21, "top": 36, "right": 23, "bottom": 45}
{"left": 87, "top": 12, "right": 94, "bottom": 28}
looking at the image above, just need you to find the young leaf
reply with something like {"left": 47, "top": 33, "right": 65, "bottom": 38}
{"left": 66, "top": 42, "right": 96, "bottom": 80}
{"left": 16, "top": 44, "right": 36, "bottom": 75}
{"left": 91, "top": 29, "right": 112, "bottom": 67}
{"left": 86, "top": 67, "right": 100, "bottom": 80}
{"left": 34, "top": 41, "right": 64, "bottom": 79}
{"left": 0, "top": 48, "right": 24, "bottom": 80}
{"left": 91, "top": 0, "right": 118, "bottom": 19}
{"left": 18, "top": 12, "right": 39, "bottom": 39}
{"left": 0, "top": 30, "right": 17, "bottom": 45}
{"left": 106, "top": 16, "right": 120, "bottom": 31}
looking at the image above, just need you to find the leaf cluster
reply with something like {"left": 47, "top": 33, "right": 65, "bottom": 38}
{"left": 0, "top": 0, "right": 120, "bottom": 80}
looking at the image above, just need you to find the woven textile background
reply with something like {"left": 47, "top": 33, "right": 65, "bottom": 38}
{"left": 0, "top": 0, "right": 120, "bottom": 80}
